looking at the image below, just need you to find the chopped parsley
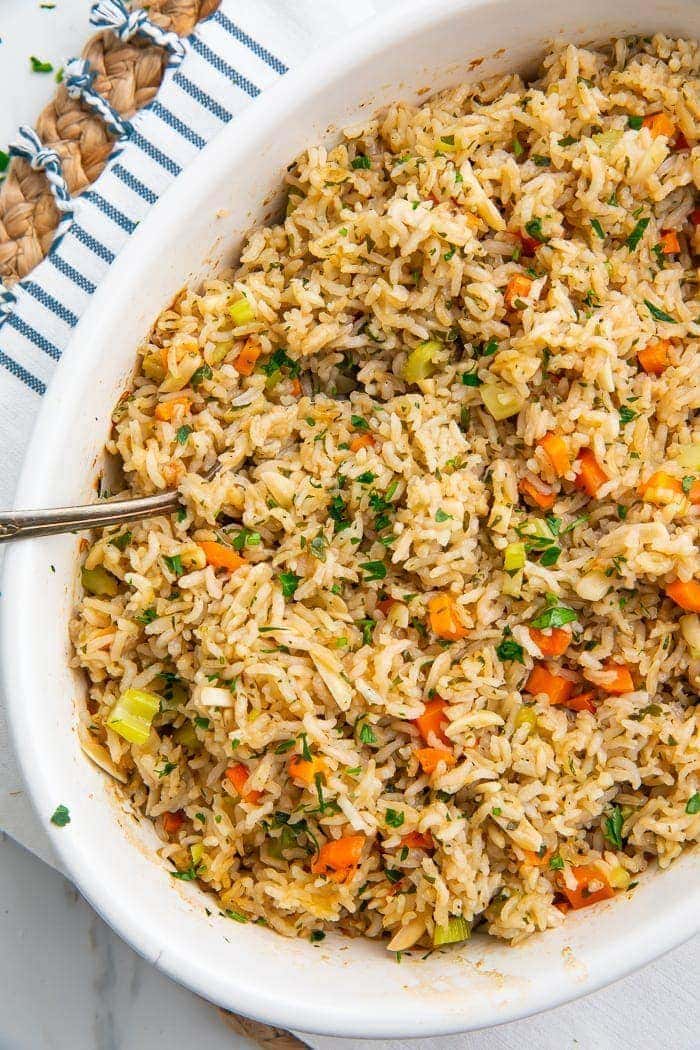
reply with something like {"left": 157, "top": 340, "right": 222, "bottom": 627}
{"left": 461, "top": 368, "right": 482, "bottom": 387}
{"left": 30, "top": 56, "right": 54, "bottom": 73}
{"left": 435, "top": 509, "right": 453, "bottom": 523}
{"left": 524, "top": 218, "right": 549, "bottom": 244}
{"left": 496, "top": 633, "right": 525, "bottom": 664}
{"left": 603, "top": 804, "right": 625, "bottom": 850}
{"left": 686, "top": 793, "right": 700, "bottom": 815}
{"left": 261, "top": 348, "right": 300, "bottom": 378}
{"left": 627, "top": 114, "right": 643, "bottom": 130}
{"left": 360, "top": 560, "right": 387, "bottom": 581}
{"left": 351, "top": 154, "right": 371, "bottom": 169}
{"left": 530, "top": 600, "right": 577, "bottom": 630}
{"left": 176, "top": 425, "right": 192, "bottom": 445}
{"left": 626, "top": 217, "right": 649, "bottom": 251}
{"left": 644, "top": 299, "right": 677, "bottom": 324}
{"left": 359, "top": 721, "right": 377, "bottom": 745}
{"left": 163, "top": 554, "right": 184, "bottom": 577}
{"left": 591, "top": 219, "right": 605, "bottom": 240}
{"left": 190, "top": 363, "right": 213, "bottom": 387}
{"left": 279, "top": 571, "right": 300, "bottom": 598}
{"left": 135, "top": 606, "right": 157, "bottom": 625}
{"left": 109, "top": 530, "right": 132, "bottom": 551}
{"left": 385, "top": 809, "right": 405, "bottom": 828}
{"left": 351, "top": 414, "right": 370, "bottom": 430}
{"left": 50, "top": 804, "right": 70, "bottom": 827}
{"left": 618, "top": 404, "right": 638, "bottom": 425}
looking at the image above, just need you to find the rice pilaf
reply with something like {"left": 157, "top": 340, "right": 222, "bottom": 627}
{"left": 71, "top": 34, "right": 700, "bottom": 950}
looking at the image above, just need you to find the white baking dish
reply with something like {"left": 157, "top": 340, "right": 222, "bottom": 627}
{"left": 3, "top": 0, "right": 699, "bottom": 1037}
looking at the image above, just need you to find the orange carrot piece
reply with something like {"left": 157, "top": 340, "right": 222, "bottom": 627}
{"left": 311, "top": 834, "right": 365, "bottom": 878}
{"left": 519, "top": 477, "right": 556, "bottom": 510}
{"left": 414, "top": 697, "right": 449, "bottom": 746}
{"left": 427, "top": 593, "right": 468, "bottom": 640}
{"left": 529, "top": 627, "right": 571, "bottom": 658}
{"left": 660, "top": 230, "right": 680, "bottom": 255}
{"left": 375, "top": 597, "right": 399, "bottom": 616}
{"left": 349, "top": 433, "right": 375, "bottom": 453}
{"left": 401, "top": 831, "right": 434, "bottom": 851}
{"left": 416, "top": 747, "right": 456, "bottom": 774}
{"left": 557, "top": 864, "right": 614, "bottom": 910}
{"left": 638, "top": 470, "right": 684, "bottom": 505}
{"left": 689, "top": 480, "right": 700, "bottom": 506}
{"left": 464, "top": 212, "right": 480, "bottom": 231}
{"left": 600, "top": 660, "right": 634, "bottom": 695}
{"left": 666, "top": 579, "right": 700, "bottom": 613}
{"left": 565, "top": 691, "right": 597, "bottom": 714}
{"left": 287, "top": 754, "right": 327, "bottom": 787}
{"left": 522, "top": 848, "right": 553, "bottom": 868}
{"left": 155, "top": 396, "right": 191, "bottom": 422}
{"left": 290, "top": 378, "right": 302, "bottom": 397}
{"left": 162, "top": 810, "right": 185, "bottom": 835}
{"left": 525, "top": 664, "right": 575, "bottom": 706}
{"left": 197, "top": 541, "right": 246, "bottom": 572}
{"left": 225, "top": 763, "right": 263, "bottom": 803}
{"left": 637, "top": 339, "right": 671, "bottom": 376}
{"left": 643, "top": 113, "right": 675, "bottom": 140}
{"left": 574, "top": 448, "right": 608, "bottom": 498}
{"left": 504, "top": 274, "right": 532, "bottom": 309}
{"left": 538, "top": 432, "right": 571, "bottom": 477}
{"left": 233, "top": 339, "right": 262, "bottom": 376}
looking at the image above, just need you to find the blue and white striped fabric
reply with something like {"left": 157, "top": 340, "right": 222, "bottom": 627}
{"left": 0, "top": 0, "right": 375, "bottom": 510}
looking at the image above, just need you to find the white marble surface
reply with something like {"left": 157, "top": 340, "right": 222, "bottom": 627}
{"left": 0, "top": 3, "right": 699, "bottom": 1048}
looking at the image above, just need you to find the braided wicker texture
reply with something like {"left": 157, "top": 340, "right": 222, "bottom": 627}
{"left": 0, "top": 0, "right": 220, "bottom": 286}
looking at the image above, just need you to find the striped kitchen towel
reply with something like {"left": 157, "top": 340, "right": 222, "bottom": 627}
{"left": 0, "top": 0, "right": 376, "bottom": 513}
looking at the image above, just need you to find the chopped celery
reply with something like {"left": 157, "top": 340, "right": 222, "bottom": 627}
{"left": 229, "top": 297, "right": 255, "bottom": 327}
{"left": 608, "top": 865, "right": 631, "bottom": 890}
{"left": 592, "top": 129, "right": 623, "bottom": 153}
{"left": 142, "top": 350, "right": 166, "bottom": 381}
{"left": 502, "top": 569, "right": 523, "bottom": 597}
{"left": 433, "top": 916, "right": 471, "bottom": 947}
{"left": 174, "top": 722, "right": 201, "bottom": 750}
{"left": 481, "top": 382, "right": 524, "bottom": 421}
{"left": 504, "top": 542, "right": 526, "bottom": 574}
{"left": 209, "top": 339, "right": 234, "bottom": 366}
{"left": 678, "top": 443, "right": 700, "bottom": 472}
{"left": 106, "top": 688, "right": 160, "bottom": 746}
{"left": 403, "top": 340, "right": 443, "bottom": 383}
{"left": 515, "top": 706, "right": 538, "bottom": 731}
{"left": 81, "top": 566, "right": 119, "bottom": 597}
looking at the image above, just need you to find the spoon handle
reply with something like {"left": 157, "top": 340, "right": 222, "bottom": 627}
{"left": 0, "top": 489, "right": 181, "bottom": 543}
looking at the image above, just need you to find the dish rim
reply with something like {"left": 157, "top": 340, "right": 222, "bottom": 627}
{"left": 3, "top": 0, "right": 700, "bottom": 1035}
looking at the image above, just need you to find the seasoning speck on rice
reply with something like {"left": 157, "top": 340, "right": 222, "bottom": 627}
{"left": 71, "top": 34, "right": 700, "bottom": 951}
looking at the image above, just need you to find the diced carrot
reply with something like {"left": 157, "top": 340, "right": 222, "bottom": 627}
{"left": 427, "top": 593, "right": 468, "bottom": 640}
{"left": 565, "top": 691, "right": 597, "bottom": 714}
{"left": 162, "top": 810, "right": 185, "bottom": 835}
{"left": 690, "top": 480, "right": 700, "bottom": 506}
{"left": 413, "top": 697, "right": 449, "bottom": 746}
{"left": 287, "top": 754, "right": 327, "bottom": 787}
{"left": 599, "top": 659, "right": 634, "bottom": 695}
{"left": 529, "top": 627, "right": 571, "bottom": 658}
{"left": 538, "top": 432, "right": 571, "bottom": 477}
{"left": 525, "top": 664, "right": 575, "bottom": 706}
{"left": 554, "top": 899, "right": 571, "bottom": 914}
{"left": 522, "top": 848, "right": 553, "bottom": 868}
{"left": 519, "top": 477, "right": 556, "bottom": 510}
{"left": 225, "top": 763, "right": 262, "bottom": 803}
{"left": 233, "top": 338, "right": 262, "bottom": 376}
{"left": 155, "top": 396, "right": 191, "bottom": 422}
{"left": 197, "top": 541, "right": 246, "bottom": 572}
{"left": 637, "top": 339, "right": 671, "bottom": 376}
{"left": 290, "top": 378, "right": 302, "bottom": 397}
{"left": 557, "top": 864, "right": 614, "bottom": 910}
{"left": 464, "top": 212, "right": 480, "bottom": 231}
{"left": 643, "top": 113, "right": 675, "bottom": 140}
{"left": 659, "top": 230, "right": 680, "bottom": 255}
{"left": 376, "top": 597, "right": 399, "bottom": 616}
{"left": 504, "top": 274, "right": 532, "bottom": 309}
{"left": 311, "top": 834, "right": 364, "bottom": 879}
{"left": 416, "top": 747, "right": 456, "bottom": 774}
{"left": 666, "top": 579, "right": 700, "bottom": 613}
{"left": 638, "top": 470, "right": 684, "bottom": 505}
{"left": 349, "top": 433, "right": 375, "bottom": 453}
{"left": 401, "top": 831, "right": 434, "bottom": 851}
{"left": 574, "top": 448, "right": 608, "bottom": 498}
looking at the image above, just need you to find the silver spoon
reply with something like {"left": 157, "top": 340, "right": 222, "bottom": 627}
{"left": 0, "top": 460, "right": 222, "bottom": 544}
